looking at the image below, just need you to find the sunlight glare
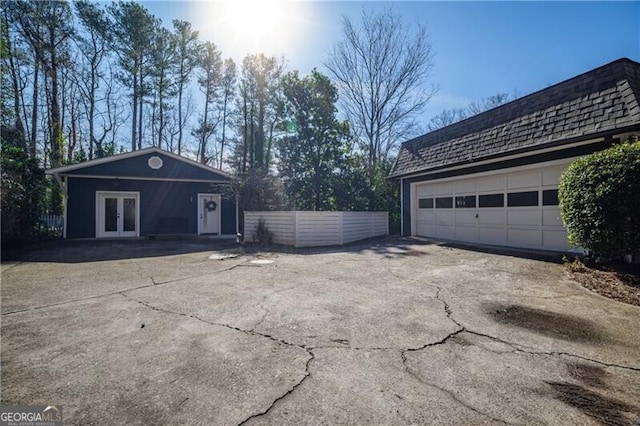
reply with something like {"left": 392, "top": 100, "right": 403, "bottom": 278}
{"left": 223, "top": 0, "right": 287, "bottom": 50}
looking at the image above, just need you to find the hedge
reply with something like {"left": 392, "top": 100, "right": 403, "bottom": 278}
{"left": 558, "top": 137, "right": 640, "bottom": 259}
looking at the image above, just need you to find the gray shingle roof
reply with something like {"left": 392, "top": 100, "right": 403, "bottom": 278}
{"left": 389, "top": 58, "right": 640, "bottom": 178}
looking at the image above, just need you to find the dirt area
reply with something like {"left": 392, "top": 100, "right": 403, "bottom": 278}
{"left": 567, "top": 262, "right": 640, "bottom": 307}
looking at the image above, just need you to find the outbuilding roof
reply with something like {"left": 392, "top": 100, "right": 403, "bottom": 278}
{"left": 46, "top": 147, "right": 233, "bottom": 182}
{"left": 389, "top": 58, "right": 640, "bottom": 178}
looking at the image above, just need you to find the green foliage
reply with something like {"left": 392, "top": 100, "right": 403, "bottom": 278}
{"left": 335, "top": 156, "right": 401, "bottom": 233}
{"left": 562, "top": 255, "right": 586, "bottom": 273}
{"left": 278, "top": 69, "right": 351, "bottom": 211}
{"left": 558, "top": 138, "right": 640, "bottom": 259}
{"left": 1, "top": 125, "right": 46, "bottom": 247}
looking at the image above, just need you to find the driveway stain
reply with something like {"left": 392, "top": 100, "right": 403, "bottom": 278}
{"left": 567, "top": 362, "right": 609, "bottom": 388}
{"left": 545, "top": 381, "right": 639, "bottom": 426}
{"left": 487, "top": 304, "right": 605, "bottom": 343}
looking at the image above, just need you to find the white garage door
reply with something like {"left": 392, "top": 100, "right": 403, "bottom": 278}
{"left": 413, "top": 163, "right": 571, "bottom": 251}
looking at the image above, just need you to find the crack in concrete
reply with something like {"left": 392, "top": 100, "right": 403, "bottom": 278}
{"left": 399, "top": 350, "right": 513, "bottom": 425}
{"left": 433, "top": 285, "right": 640, "bottom": 373}
{"left": 118, "top": 292, "right": 314, "bottom": 426}
{"left": 2, "top": 259, "right": 249, "bottom": 316}
{"left": 236, "top": 349, "right": 315, "bottom": 425}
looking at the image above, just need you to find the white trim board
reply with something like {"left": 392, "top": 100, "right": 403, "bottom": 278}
{"left": 62, "top": 174, "right": 230, "bottom": 184}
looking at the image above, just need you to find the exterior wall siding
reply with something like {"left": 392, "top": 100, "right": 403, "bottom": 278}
{"left": 67, "top": 177, "right": 236, "bottom": 238}
{"left": 244, "top": 211, "right": 389, "bottom": 248}
{"left": 65, "top": 152, "right": 229, "bottom": 181}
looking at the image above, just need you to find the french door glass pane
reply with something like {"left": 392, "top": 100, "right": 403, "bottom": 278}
{"left": 104, "top": 198, "right": 118, "bottom": 232}
{"left": 123, "top": 198, "right": 136, "bottom": 232}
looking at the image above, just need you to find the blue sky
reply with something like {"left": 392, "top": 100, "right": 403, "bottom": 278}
{"left": 143, "top": 1, "right": 640, "bottom": 128}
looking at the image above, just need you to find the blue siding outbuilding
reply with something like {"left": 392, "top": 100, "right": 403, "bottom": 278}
{"left": 46, "top": 148, "right": 237, "bottom": 239}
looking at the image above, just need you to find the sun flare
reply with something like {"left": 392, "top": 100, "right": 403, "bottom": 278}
{"left": 224, "top": 0, "right": 285, "bottom": 41}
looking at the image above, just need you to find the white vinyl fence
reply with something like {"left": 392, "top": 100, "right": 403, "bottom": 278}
{"left": 244, "top": 211, "right": 389, "bottom": 247}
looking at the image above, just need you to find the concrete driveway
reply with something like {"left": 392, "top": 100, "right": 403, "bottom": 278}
{"left": 1, "top": 238, "right": 639, "bottom": 425}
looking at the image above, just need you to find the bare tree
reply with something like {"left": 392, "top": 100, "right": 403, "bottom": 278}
{"left": 428, "top": 91, "right": 519, "bottom": 131}
{"left": 218, "top": 58, "right": 237, "bottom": 170}
{"left": 193, "top": 41, "right": 222, "bottom": 165}
{"left": 172, "top": 20, "right": 200, "bottom": 155}
{"left": 8, "top": 0, "right": 74, "bottom": 168}
{"left": 467, "top": 92, "right": 517, "bottom": 115}
{"left": 73, "top": 0, "right": 110, "bottom": 159}
{"left": 324, "top": 7, "right": 435, "bottom": 173}
{"left": 427, "top": 108, "right": 468, "bottom": 131}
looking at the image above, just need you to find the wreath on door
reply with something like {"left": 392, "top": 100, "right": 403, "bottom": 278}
{"left": 205, "top": 200, "right": 217, "bottom": 212}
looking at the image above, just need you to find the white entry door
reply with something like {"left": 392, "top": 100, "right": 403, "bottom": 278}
{"left": 198, "top": 194, "right": 221, "bottom": 235}
{"left": 96, "top": 192, "right": 140, "bottom": 238}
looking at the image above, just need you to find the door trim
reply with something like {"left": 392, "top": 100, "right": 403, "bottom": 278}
{"left": 95, "top": 191, "right": 140, "bottom": 238}
{"left": 197, "top": 193, "right": 221, "bottom": 235}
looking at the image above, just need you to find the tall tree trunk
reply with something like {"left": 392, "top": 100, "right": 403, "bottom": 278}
{"left": 158, "top": 75, "right": 165, "bottom": 150}
{"left": 49, "top": 37, "right": 62, "bottom": 167}
{"left": 131, "top": 70, "right": 138, "bottom": 151}
{"left": 177, "top": 79, "right": 183, "bottom": 155}
{"left": 199, "top": 86, "right": 210, "bottom": 164}
{"left": 242, "top": 95, "right": 248, "bottom": 174}
{"left": 138, "top": 73, "right": 144, "bottom": 150}
{"left": 249, "top": 102, "right": 255, "bottom": 169}
{"left": 30, "top": 61, "right": 39, "bottom": 159}
{"left": 5, "top": 29, "right": 26, "bottom": 142}
{"left": 219, "top": 94, "right": 227, "bottom": 169}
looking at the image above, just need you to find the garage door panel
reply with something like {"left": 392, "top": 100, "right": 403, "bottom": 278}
{"left": 508, "top": 229, "right": 541, "bottom": 247}
{"left": 455, "top": 226, "right": 478, "bottom": 242}
{"left": 416, "top": 210, "right": 435, "bottom": 223}
{"left": 435, "top": 225, "right": 454, "bottom": 239}
{"left": 508, "top": 171, "right": 540, "bottom": 189}
{"left": 417, "top": 185, "right": 432, "bottom": 197}
{"left": 455, "top": 179, "right": 475, "bottom": 193}
{"left": 432, "top": 183, "right": 453, "bottom": 195}
{"left": 542, "top": 167, "right": 565, "bottom": 186}
{"left": 477, "top": 210, "right": 505, "bottom": 225}
{"left": 477, "top": 175, "right": 505, "bottom": 191}
{"left": 479, "top": 227, "right": 506, "bottom": 245}
{"left": 416, "top": 223, "right": 435, "bottom": 237}
{"left": 543, "top": 230, "right": 571, "bottom": 251}
{"left": 455, "top": 210, "right": 477, "bottom": 225}
{"left": 542, "top": 209, "right": 563, "bottom": 226}
{"left": 435, "top": 211, "right": 454, "bottom": 226}
{"left": 507, "top": 209, "right": 541, "bottom": 226}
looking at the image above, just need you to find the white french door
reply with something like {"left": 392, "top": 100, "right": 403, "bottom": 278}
{"left": 96, "top": 191, "right": 140, "bottom": 238}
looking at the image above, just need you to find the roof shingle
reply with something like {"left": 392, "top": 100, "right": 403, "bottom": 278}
{"left": 389, "top": 58, "right": 640, "bottom": 178}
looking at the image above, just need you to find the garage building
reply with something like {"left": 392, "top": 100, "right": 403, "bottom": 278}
{"left": 389, "top": 58, "right": 640, "bottom": 251}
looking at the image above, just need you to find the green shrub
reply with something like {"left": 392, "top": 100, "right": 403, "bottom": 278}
{"left": 558, "top": 137, "right": 640, "bottom": 259}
